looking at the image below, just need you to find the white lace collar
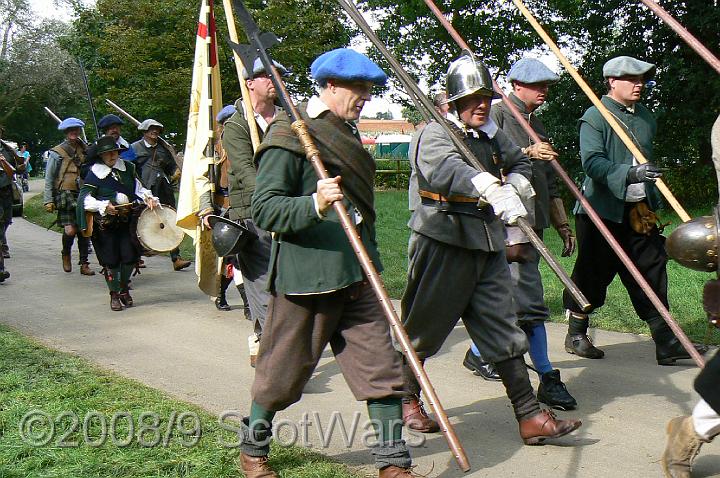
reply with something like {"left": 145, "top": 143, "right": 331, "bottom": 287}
{"left": 91, "top": 160, "right": 127, "bottom": 179}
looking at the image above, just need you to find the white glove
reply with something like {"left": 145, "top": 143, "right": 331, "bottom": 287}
{"left": 485, "top": 184, "right": 528, "bottom": 225}
{"left": 505, "top": 173, "right": 535, "bottom": 203}
{"left": 471, "top": 171, "right": 502, "bottom": 199}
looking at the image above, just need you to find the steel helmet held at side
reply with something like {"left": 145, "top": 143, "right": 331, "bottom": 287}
{"left": 665, "top": 207, "right": 719, "bottom": 273}
{"left": 208, "top": 215, "right": 258, "bottom": 257}
{"left": 445, "top": 51, "right": 498, "bottom": 103}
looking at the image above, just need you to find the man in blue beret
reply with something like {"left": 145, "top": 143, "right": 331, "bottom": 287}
{"left": 198, "top": 59, "right": 289, "bottom": 365}
{"left": 238, "top": 48, "right": 415, "bottom": 478}
{"left": 399, "top": 51, "right": 581, "bottom": 445}
{"left": 461, "top": 57, "right": 577, "bottom": 411}
{"left": 84, "top": 114, "right": 134, "bottom": 174}
{"left": 44, "top": 117, "right": 95, "bottom": 275}
{"left": 563, "top": 55, "right": 707, "bottom": 364}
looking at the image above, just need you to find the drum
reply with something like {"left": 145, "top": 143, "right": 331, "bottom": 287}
{"left": 136, "top": 206, "right": 185, "bottom": 253}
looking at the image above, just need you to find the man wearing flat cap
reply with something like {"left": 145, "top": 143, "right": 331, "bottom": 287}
{"left": 131, "top": 119, "right": 190, "bottom": 271}
{"left": 0, "top": 125, "right": 25, "bottom": 281}
{"left": 399, "top": 51, "right": 581, "bottom": 446}
{"left": 563, "top": 55, "right": 707, "bottom": 364}
{"left": 463, "top": 57, "right": 577, "bottom": 411}
{"left": 44, "top": 117, "right": 95, "bottom": 276}
{"left": 200, "top": 58, "right": 288, "bottom": 366}
{"left": 239, "top": 48, "right": 415, "bottom": 478}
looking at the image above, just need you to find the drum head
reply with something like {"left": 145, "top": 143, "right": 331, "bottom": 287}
{"left": 136, "top": 206, "right": 185, "bottom": 253}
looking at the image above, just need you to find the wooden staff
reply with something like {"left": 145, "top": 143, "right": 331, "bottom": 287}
{"left": 222, "top": 0, "right": 261, "bottom": 150}
{"left": 638, "top": 0, "right": 720, "bottom": 76}
{"left": 510, "top": 0, "right": 692, "bottom": 223}
{"left": 229, "top": 0, "right": 470, "bottom": 471}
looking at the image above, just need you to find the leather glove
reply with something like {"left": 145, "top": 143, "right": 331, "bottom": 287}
{"left": 523, "top": 142, "right": 558, "bottom": 161}
{"left": 627, "top": 163, "right": 662, "bottom": 184}
{"left": 170, "top": 168, "right": 181, "bottom": 183}
{"left": 555, "top": 223, "right": 576, "bottom": 257}
{"left": 505, "top": 173, "right": 535, "bottom": 203}
{"left": 44, "top": 202, "right": 55, "bottom": 213}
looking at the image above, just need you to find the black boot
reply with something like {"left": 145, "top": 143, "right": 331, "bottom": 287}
{"left": 462, "top": 349, "right": 501, "bottom": 381}
{"left": 537, "top": 370, "right": 577, "bottom": 411}
{"left": 0, "top": 270, "right": 9, "bottom": 282}
{"left": 564, "top": 310, "right": 604, "bottom": 359}
{"left": 237, "top": 283, "right": 251, "bottom": 321}
{"left": 648, "top": 316, "right": 708, "bottom": 365}
{"left": 215, "top": 276, "right": 232, "bottom": 311}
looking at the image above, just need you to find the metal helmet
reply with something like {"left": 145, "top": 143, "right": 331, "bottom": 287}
{"left": 445, "top": 52, "right": 497, "bottom": 103}
{"left": 665, "top": 207, "right": 719, "bottom": 273}
{"left": 208, "top": 215, "right": 257, "bottom": 257}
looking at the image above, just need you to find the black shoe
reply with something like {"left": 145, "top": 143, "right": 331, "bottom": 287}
{"left": 2, "top": 250, "right": 9, "bottom": 259}
{"left": 0, "top": 270, "right": 9, "bottom": 282}
{"left": 656, "top": 338, "right": 708, "bottom": 366}
{"left": 564, "top": 333, "right": 605, "bottom": 359}
{"left": 463, "top": 349, "right": 501, "bottom": 381}
{"left": 215, "top": 296, "right": 231, "bottom": 311}
{"left": 537, "top": 369, "right": 577, "bottom": 411}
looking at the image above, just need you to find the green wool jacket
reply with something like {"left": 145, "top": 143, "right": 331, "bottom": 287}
{"left": 76, "top": 161, "right": 140, "bottom": 231}
{"left": 575, "top": 95, "right": 662, "bottom": 223}
{"left": 251, "top": 137, "right": 382, "bottom": 295}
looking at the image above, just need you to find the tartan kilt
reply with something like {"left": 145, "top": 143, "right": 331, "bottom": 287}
{"left": 55, "top": 190, "right": 79, "bottom": 226}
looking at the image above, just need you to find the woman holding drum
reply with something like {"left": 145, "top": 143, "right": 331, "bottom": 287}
{"left": 77, "top": 136, "right": 160, "bottom": 311}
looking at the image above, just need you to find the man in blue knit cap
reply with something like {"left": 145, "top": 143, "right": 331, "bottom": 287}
{"left": 239, "top": 48, "right": 414, "bottom": 478}
{"left": 462, "top": 57, "right": 578, "bottom": 411}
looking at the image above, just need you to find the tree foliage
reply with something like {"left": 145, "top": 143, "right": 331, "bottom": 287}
{"left": 361, "top": 0, "right": 720, "bottom": 207}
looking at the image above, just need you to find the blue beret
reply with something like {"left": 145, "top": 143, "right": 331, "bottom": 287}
{"left": 216, "top": 105, "right": 237, "bottom": 124}
{"left": 603, "top": 56, "right": 656, "bottom": 79}
{"left": 311, "top": 48, "right": 387, "bottom": 86}
{"left": 97, "top": 114, "right": 124, "bottom": 130}
{"left": 507, "top": 58, "right": 560, "bottom": 84}
{"left": 241, "top": 58, "right": 289, "bottom": 80}
{"left": 58, "top": 117, "right": 85, "bottom": 131}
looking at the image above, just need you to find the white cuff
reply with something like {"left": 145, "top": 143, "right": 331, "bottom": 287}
{"left": 505, "top": 173, "right": 536, "bottom": 200}
{"left": 84, "top": 195, "right": 110, "bottom": 215}
{"left": 312, "top": 193, "right": 325, "bottom": 218}
{"left": 471, "top": 172, "right": 501, "bottom": 197}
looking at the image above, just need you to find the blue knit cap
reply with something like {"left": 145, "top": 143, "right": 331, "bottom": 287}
{"left": 58, "top": 117, "right": 85, "bottom": 131}
{"left": 97, "top": 114, "right": 124, "bottom": 130}
{"left": 311, "top": 48, "right": 387, "bottom": 86}
{"left": 216, "top": 105, "right": 237, "bottom": 124}
{"left": 507, "top": 58, "right": 560, "bottom": 84}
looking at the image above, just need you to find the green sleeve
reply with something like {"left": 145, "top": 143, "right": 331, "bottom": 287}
{"left": 251, "top": 147, "right": 321, "bottom": 234}
{"left": 579, "top": 112, "right": 631, "bottom": 201}
{"left": 76, "top": 183, "right": 97, "bottom": 231}
{"left": 224, "top": 118, "right": 257, "bottom": 197}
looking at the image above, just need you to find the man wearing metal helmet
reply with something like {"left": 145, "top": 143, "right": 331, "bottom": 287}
{"left": 240, "top": 48, "right": 414, "bottom": 478}
{"left": 462, "top": 58, "right": 577, "bottom": 411}
{"left": 399, "top": 52, "right": 581, "bottom": 445}
{"left": 0, "top": 125, "right": 25, "bottom": 281}
{"left": 131, "top": 119, "right": 190, "bottom": 271}
{"left": 563, "top": 55, "right": 706, "bottom": 365}
{"left": 43, "top": 117, "right": 95, "bottom": 276}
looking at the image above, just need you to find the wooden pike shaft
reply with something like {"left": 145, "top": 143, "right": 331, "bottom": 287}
{"left": 510, "top": 0, "right": 691, "bottom": 223}
{"left": 638, "top": 0, "right": 720, "bottom": 76}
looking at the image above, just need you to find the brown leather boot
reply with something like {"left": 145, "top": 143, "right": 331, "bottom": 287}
{"left": 119, "top": 290, "right": 133, "bottom": 308}
{"left": 110, "top": 292, "right": 123, "bottom": 311}
{"left": 239, "top": 453, "right": 277, "bottom": 478}
{"left": 172, "top": 257, "right": 191, "bottom": 271}
{"left": 80, "top": 263, "right": 96, "bottom": 276}
{"left": 519, "top": 409, "right": 582, "bottom": 445}
{"left": 662, "top": 416, "right": 708, "bottom": 478}
{"left": 62, "top": 253, "right": 72, "bottom": 273}
{"left": 379, "top": 465, "right": 419, "bottom": 478}
{"left": 402, "top": 395, "right": 439, "bottom": 433}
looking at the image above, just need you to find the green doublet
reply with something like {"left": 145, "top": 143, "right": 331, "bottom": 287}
{"left": 77, "top": 161, "right": 139, "bottom": 231}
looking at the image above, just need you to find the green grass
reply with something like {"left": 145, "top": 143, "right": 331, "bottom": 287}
{"left": 375, "top": 190, "right": 719, "bottom": 345}
{"left": 0, "top": 324, "right": 363, "bottom": 477}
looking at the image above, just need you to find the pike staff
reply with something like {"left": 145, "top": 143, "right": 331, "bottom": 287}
{"left": 509, "top": 0, "right": 691, "bottom": 223}
{"left": 228, "top": 0, "right": 471, "bottom": 471}
{"left": 638, "top": 0, "right": 720, "bottom": 76}
{"left": 336, "top": 0, "right": 590, "bottom": 313}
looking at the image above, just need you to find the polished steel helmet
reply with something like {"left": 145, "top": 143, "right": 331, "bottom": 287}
{"left": 445, "top": 52, "right": 497, "bottom": 103}
{"left": 208, "top": 215, "right": 258, "bottom": 257}
{"left": 665, "top": 207, "right": 719, "bottom": 273}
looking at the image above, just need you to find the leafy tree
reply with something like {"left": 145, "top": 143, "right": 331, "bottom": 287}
{"left": 375, "top": 111, "right": 393, "bottom": 120}
{"left": 401, "top": 105, "right": 424, "bottom": 126}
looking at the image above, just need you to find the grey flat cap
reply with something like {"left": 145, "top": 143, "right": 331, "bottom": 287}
{"left": 241, "top": 58, "right": 289, "bottom": 80}
{"left": 603, "top": 56, "right": 656, "bottom": 79}
{"left": 138, "top": 119, "right": 164, "bottom": 131}
{"left": 507, "top": 58, "right": 560, "bottom": 84}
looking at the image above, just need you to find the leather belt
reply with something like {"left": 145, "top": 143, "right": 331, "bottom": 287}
{"left": 418, "top": 189, "right": 478, "bottom": 204}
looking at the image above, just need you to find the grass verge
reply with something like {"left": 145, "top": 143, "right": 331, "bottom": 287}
{"left": 0, "top": 323, "right": 362, "bottom": 477}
